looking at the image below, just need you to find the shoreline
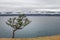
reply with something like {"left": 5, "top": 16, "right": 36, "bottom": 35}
{"left": 0, "top": 35, "right": 60, "bottom": 40}
{"left": 0, "top": 14, "right": 60, "bottom": 16}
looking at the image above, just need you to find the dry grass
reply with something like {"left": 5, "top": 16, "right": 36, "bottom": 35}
{"left": 0, "top": 35, "right": 60, "bottom": 40}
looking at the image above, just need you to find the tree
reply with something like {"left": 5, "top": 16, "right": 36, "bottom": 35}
{"left": 6, "top": 14, "right": 31, "bottom": 38}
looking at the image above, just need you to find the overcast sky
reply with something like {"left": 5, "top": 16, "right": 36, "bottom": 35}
{"left": 0, "top": 0, "right": 60, "bottom": 11}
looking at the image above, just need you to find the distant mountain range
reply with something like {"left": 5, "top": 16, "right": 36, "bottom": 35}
{"left": 0, "top": 11, "right": 60, "bottom": 16}
{"left": 0, "top": 11, "right": 60, "bottom": 14}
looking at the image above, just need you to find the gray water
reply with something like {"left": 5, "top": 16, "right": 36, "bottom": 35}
{"left": 0, "top": 16, "right": 60, "bottom": 38}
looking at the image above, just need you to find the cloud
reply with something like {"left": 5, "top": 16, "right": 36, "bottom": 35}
{"left": 0, "top": 0, "right": 60, "bottom": 11}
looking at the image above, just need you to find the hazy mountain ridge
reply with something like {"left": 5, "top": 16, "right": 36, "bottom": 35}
{"left": 0, "top": 11, "right": 60, "bottom": 14}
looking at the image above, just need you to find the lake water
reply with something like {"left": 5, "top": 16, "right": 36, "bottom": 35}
{"left": 0, "top": 16, "right": 60, "bottom": 38}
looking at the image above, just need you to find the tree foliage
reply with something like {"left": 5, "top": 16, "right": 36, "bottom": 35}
{"left": 6, "top": 14, "right": 31, "bottom": 30}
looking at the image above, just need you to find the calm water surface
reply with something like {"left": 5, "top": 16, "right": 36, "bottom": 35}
{"left": 0, "top": 16, "right": 60, "bottom": 38}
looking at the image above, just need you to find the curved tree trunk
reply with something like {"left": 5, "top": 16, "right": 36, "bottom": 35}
{"left": 12, "top": 30, "right": 16, "bottom": 38}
